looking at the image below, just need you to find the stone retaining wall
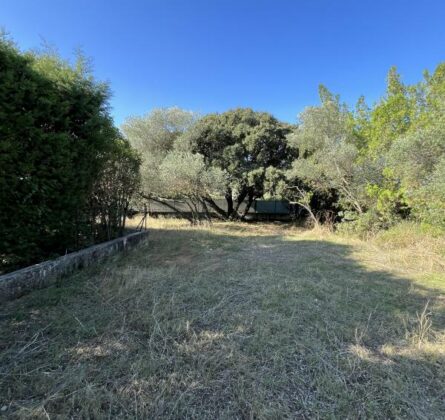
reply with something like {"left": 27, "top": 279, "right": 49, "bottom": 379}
{"left": 0, "top": 230, "right": 149, "bottom": 301}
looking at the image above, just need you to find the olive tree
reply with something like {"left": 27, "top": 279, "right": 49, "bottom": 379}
{"left": 158, "top": 151, "right": 225, "bottom": 223}
{"left": 285, "top": 86, "right": 378, "bottom": 223}
{"left": 122, "top": 108, "right": 227, "bottom": 222}
{"left": 122, "top": 107, "right": 203, "bottom": 215}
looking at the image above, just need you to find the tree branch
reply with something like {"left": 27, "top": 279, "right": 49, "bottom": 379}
{"left": 203, "top": 196, "right": 228, "bottom": 220}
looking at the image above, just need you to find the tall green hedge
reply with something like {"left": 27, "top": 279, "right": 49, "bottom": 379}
{"left": 0, "top": 38, "right": 135, "bottom": 272}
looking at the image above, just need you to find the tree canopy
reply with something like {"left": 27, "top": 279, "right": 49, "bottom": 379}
{"left": 121, "top": 63, "right": 445, "bottom": 232}
{"left": 179, "top": 108, "right": 294, "bottom": 219}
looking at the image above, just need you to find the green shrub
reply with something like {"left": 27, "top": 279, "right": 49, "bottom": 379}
{"left": 336, "top": 209, "right": 401, "bottom": 238}
{"left": 0, "top": 38, "right": 139, "bottom": 272}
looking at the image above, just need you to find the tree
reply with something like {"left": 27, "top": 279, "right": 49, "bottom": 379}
{"left": 0, "top": 37, "right": 123, "bottom": 271}
{"left": 285, "top": 86, "right": 378, "bottom": 223}
{"left": 180, "top": 108, "right": 293, "bottom": 219}
{"left": 342, "top": 63, "right": 445, "bottom": 233}
{"left": 158, "top": 151, "right": 225, "bottom": 223}
{"left": 361, "top": 67, "right": 418, "bottom": 156}
{"left": 122, "top": 107, "right": 202, "bottom": 217}
{"left": 122, "top": 107, "right": 197, "bottom": 159}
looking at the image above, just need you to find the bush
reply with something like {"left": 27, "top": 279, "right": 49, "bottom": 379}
{"left": 409, "top": 159, "right": 445, "bottom": 228}
{"left": 90, "top": 138, "right": 141, "bottom": 240}
{"left": 336, "top": 209, "right": 400, "bottom": 238}
{"left": 0, "top": 38, "right": 139, "bottom": 272}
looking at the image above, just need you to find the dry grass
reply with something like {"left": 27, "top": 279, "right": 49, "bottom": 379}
{"left": 1, "top": 217, "right": 444, "bottom": 418}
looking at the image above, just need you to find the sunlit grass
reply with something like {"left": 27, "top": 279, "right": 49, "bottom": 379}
{"left": 1, "top": 219, "right": 444, "bottom": 418}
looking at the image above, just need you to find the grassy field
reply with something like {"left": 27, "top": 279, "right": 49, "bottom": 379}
{"left": 1, "top": 218, "right": 444, "bottom": 418}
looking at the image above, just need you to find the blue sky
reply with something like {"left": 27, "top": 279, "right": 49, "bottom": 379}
{"left": 2, "top": 0, "right": 445, "bottom": 126}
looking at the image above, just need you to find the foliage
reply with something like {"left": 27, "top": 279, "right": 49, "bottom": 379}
{"left": 181, "top": 108, "right": 294, "bottom": 219}
{"left": 285, "top": 86, "right": 378, "bottom": 220}
{"left": 122, "top": 107, "right": 198, "bottom": 197}
{"left": 385, "top": 115, "right": 445, "bottom": 227}
{"left": 378, "top": 68, "right": 445, "bottom": 229}
{"left": 357, "top": 67, "right": 419, "bottom": 156}
{"left": 0, "top": 37, "right": 140, "bottom": 272}
{"left": 286, "top": 64, "right": 445, "bottom": 233}
{"left": 336, "top": 208, "right": 397, "bottom": 238}
{"left": 122, "top": 108, "right": 219, "bottom": 223}
{"left": 158, "top": 150, "right": 225, "bottom": 222}
{"left": 409, "top": 158, "right": 445, "bottom": 227}
{"left": 122, "top": 63, "right": 445, "bottom": 233}
{"left": 90, "top": 138, "right": 142, "bottom": 240}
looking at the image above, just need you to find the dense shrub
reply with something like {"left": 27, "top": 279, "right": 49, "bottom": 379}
{"left": 0, "top": 38, "right": 140, "bottom": 272}
{"left": 89, "top": 138, "right": 141, "bottom": 240}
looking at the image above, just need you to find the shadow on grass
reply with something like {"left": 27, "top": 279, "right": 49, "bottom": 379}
{"left": 0, "top": 226, "right": 444, "bottom": 418}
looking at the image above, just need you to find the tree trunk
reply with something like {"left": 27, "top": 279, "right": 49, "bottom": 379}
{"left": 234, "top": 189, "right": 248, "bottom": 213}
{"left": 184, "top": 200, "right": 199, "bottom": 224}
{"left": 203, "top": 197, "right": 229, "bottom": 220}
{"left": 225, "top": 188, "right": 234, "bottom": 218}
{"left": 200, "top": 199, "right": 212, "bottom": 224}
{"left": 295, "top": 202, "right": 319, "bottom": 227}
{"left": 240, "top": 191, "right": 255, "bottom": 220}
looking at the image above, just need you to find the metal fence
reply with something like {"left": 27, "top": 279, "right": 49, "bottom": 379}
{"left": 144, "top": 199, "right": 293, "bottom": 216}
{"left": 253, "top": 200, "right": 291, "bottom": 214}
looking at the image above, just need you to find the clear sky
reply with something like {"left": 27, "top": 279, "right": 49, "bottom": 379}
{"left": 2, "top": 0, "right": 445, "bottom": 126}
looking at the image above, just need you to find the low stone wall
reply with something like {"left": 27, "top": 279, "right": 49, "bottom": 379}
{"left": 0, "top": 230, "right": 149, "bottom": 301}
